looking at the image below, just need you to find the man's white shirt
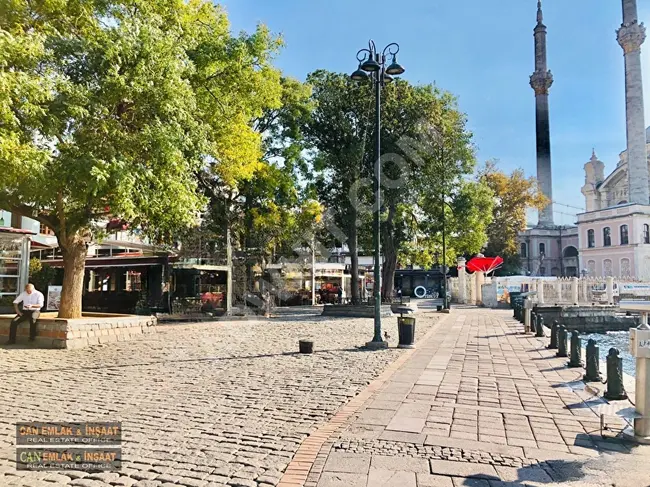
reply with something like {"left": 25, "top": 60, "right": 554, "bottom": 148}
{"left": 13, "top": 291, "right": 44, "bottom": 310}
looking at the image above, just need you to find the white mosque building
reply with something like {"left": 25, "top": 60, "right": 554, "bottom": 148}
{"left": 579, "top": 130, "right": 650, "bottom": 279}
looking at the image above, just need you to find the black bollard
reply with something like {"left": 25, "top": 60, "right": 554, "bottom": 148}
{"left": 604, "top": 348, "right": 628, "bottom": 400}
{"left": 547, "top": 320, "right": 559, "bottom": 349}
{"left": 584, "top": 339, "right": 602, "bottom": 382}
{"left": 556, "top": 325, "right": 568, "bottom": 357}
{"left": 529, "top": 311, "right": 537, "bottom": 333}
{"left": 568, "top": 330, "right": 582, "bottom": 368}
{"left": 535, "top": 314, "right": 545, "bottom": 337}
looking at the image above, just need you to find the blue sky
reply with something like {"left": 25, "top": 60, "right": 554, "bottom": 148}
{"left": 220, "top": 0, "right": 650, "bottom": 226}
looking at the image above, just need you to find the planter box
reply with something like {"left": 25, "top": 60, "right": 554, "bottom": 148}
{"left": 0, "top": 312, "right": 156, "bottom": 349}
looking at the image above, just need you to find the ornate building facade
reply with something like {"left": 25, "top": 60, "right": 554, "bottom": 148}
{"left": 577, "top": 132, "right": 650, "bottom": 278}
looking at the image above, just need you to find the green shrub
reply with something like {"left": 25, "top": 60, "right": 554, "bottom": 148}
{"left": 29, "top": 258, "right": 57, "bottom": 291}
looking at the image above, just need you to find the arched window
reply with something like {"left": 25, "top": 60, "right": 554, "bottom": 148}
{"left": 539, "top": 243, "right": 545, "bottom": 256}
{"left": 603, "top": 227, "right": 611, "bottom": 247}
{"left": 563, "top": 246, "right": 578, "bottom": 258}
{"left": 620, "top": 225, "right": 629, "bottom": 245}
{"left": 621, "top": 258, "right": 631, "bottom": 278}
{"left": 644, "top": 224, "right": 649, "bottom": 244}
{"left": 587, "top": 229, "right": 595, "bottom": 248}
{"left": 520, "top": 242, "right": 527, "bottom": 258}
{"left": 603, "top": 259, "right": 613, "bottom": 277}
{"left": 587, "top": 260, "right": 596, "bottom": 275}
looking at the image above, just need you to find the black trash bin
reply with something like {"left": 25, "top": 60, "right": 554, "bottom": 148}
{"left": 299, "top": 340, "right": 314, "bottom": 354}
{"left": 397, "top": 317, "right": 416, "bottom": 349}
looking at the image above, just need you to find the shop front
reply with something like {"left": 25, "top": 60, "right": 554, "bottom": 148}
{"left": 170, "top": 263, "right": 229, "bottom": 315}
{"left": 0, "top": 228, "right": 32, "bottom": 313}
{"left": 41, "top": 255, "right": 168, "bottom": 314}
{"left": 38, "top": 252, "right": 232, "bottom": 316}
{"left": 262, "top": 263, "right": 366, "bottom": 305}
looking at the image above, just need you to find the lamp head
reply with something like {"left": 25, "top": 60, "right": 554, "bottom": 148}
{"left": 360, "top": 56, "right": 381, "bottom": 73}
{"left": 385, "top": 54, "right": 405, "bottom": 75}
{"left": 351, "top": 64, "right": 369, "bottom": 81}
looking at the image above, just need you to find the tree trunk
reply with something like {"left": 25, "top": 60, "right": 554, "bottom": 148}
{"left": 349, "top": 209, "right": 360, "bottom": 305}
{"left": 58, "top": 236, "right": 87, "bottom": 319}
{"left": 381, "top": 203, "right": 398, "bottom": 303}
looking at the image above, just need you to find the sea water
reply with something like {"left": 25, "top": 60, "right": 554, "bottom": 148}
{"left": 580, "top": 331, "right": 635, "bottom": 377}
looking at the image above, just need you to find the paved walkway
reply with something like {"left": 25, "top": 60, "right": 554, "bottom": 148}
{"left": 305, "top": 308, "right": 650, "bottom": 487}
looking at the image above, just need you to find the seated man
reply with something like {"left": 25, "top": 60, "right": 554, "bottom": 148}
{"left": 7, "top": 283, "right": 44, "bottom": 344}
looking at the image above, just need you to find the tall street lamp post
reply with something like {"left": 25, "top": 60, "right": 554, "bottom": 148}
{"left": 351, "top": 40, "right": 405, "bottom": 347}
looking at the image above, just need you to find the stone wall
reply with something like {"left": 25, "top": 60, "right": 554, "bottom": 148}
{"left": 0, "top": 313, "right": 156, "bottom": 349}
{"left": 533, "top": 305, "right": 639, "bottom": 333}
{"left": 321, "top": 305, "right": 393, "bottom": 318}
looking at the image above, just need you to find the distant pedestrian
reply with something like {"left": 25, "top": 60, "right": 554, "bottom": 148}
{"left": 7, "top": 283, "right": 44, "bottom": 344}
{"left": 337, "top": 286, "right": 343, "bottom": 304}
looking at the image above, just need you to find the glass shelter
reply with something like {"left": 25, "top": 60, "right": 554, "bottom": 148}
{"left": 0, "top": 228, "right": 32, "bottom": 309}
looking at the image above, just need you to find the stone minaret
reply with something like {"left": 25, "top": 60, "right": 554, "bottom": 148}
{"left": 530, "top": 0, "right": 554, "bottom": 226}
{"left": 618, "top": 0, "right": 649, "bottom": 205}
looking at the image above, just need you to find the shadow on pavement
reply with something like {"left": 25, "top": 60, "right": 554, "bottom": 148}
{"left": 458, "top": 459, "right": 587, "bottom": 486}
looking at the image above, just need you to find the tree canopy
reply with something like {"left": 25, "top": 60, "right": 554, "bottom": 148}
{"left": 479, "top": 161, "right": 548, "bottom": 274}
{"left": 303, "top": 71, "right": 493, "bottom": 300}
{"left": 0, "top": 0, "right": 287, "bottom": 316}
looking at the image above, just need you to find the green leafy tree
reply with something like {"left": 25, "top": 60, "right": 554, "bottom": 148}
{"left": 192, "top": 74, "right": 316, "bottom": 299}
{"left": 478, "top": 161, "right": 548, "bottom": 275}
{"left": 303, "top": 70, "right": 374, "bottom": 304}
{"left": 0, "top": 0, "right": 283, "bottom": 317}
{"left": 410, "top": 108, "right": 493, "bottom": 270}
{"left": 405, "top": 181, "right": 493, "bottom": 267}
{"left": 304, "top": 73, "right": 490, "bottom": 302}
{"left": 374, "top": 87, "right": 487, "bottom": 300}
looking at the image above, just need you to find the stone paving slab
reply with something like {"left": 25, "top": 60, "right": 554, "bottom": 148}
{"left": 311, "top": 308, "right": 650, "bottom": 487}
{"left": 367, "top": 469, "right": 416, "bottom": 487}
{"left": 429, "top": 459, "right": 498, "bottom": 478}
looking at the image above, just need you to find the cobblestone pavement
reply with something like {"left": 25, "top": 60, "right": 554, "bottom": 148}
{"left": 0, "top": 311, "right": 441, "bottom": 486}
{"left": 313, "top": 308, "right": 650, "bottom": 487}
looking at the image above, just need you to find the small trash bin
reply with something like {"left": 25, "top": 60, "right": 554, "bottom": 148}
{"left": 299, "top": 340, "right": 314, "bottom": 354}
{"left": 397, "top": 316, "right": 416, "bottom": 349}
